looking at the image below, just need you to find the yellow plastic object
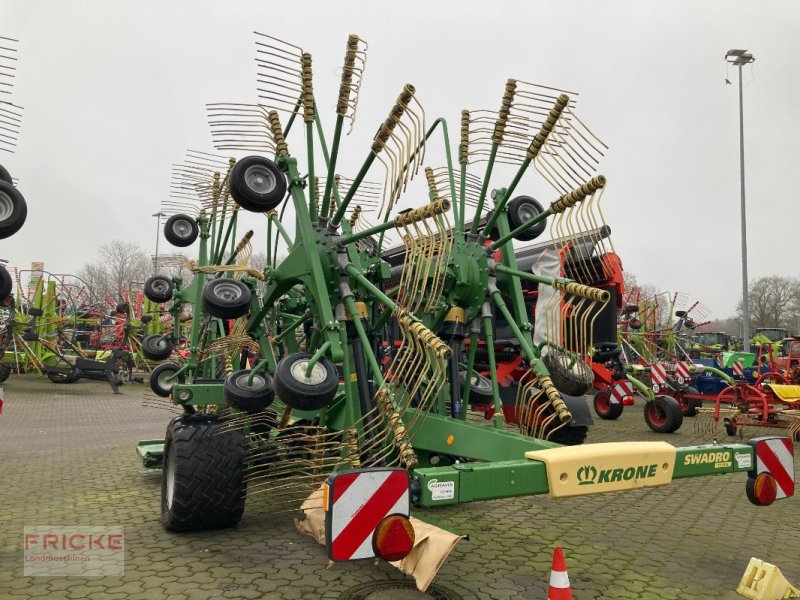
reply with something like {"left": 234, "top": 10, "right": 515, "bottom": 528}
{"left": 765, "top": 384, "right": 800, "bottom": 404}
{"left": 524, "top": 442, "right": 676, "bottom": 498}
{"left": 737, "top": 557, "right": 800, "bottom": 599}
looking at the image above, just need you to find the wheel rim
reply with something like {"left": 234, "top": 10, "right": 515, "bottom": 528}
{"left": 152, "top": 279, "right": 169, "bottom": 294}
{"left": 165, "top": 442, "right": 176, "bottom": 510}
{"left": 596, "top": 393, "right": 610, "bottom": 413}
{"left": 154, "top": 337, "right": 168, "bottom": 350}
{"left": 468, "top": 372, "right": 490, "bottom": 393}
{"left": 212, "top": 281, "right": 243, "bottom": 302}
{"left": 158, "top": 368, "right": 177, "bottom": 390}
{"left": 290, "top": 360, "right": 327, "bottom": 385}
{"left": 235, "top": 372, "right": 265, "bottom": 390}
{"left": 0, "top": 191, "right": 13, "bottom": 222}
{"left": 172, "top": 219, "right": 193, "bottom": 238}
{"left": 517, "top": 202, "right": 539, "bottom": 222}
{"left": 648, "top": 403, "right": 667, "bottom": 426}
{"left": 244, "top": 164, "right": 277, "bottom": 195}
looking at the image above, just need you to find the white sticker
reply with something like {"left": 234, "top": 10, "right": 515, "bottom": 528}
{"left": 735, "top": 452, "right": 752, "bottom": 470}
{"left": 427, "top": 479, "right": 455, "bottom": 501}
{"left": 677, "top": 376, "right": 685, "bottom": 385}
{"left": 652, "top": 384, "right": 660, "bottom": 393}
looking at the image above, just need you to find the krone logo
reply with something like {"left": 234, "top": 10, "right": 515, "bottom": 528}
{"left": 577, "top": 464, "right": 597, "bottom": 485}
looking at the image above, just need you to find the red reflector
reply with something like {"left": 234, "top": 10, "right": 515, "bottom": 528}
{"left": 746, "top": 472, "right": 778, "bottom": 506}
{"left": 372, "top": 515, "right": 415, "bottom": 562}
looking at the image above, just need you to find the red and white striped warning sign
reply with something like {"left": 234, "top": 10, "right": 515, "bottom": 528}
{"left": 732, "top": 361, "right": 744, "bottom": 378}
{"left": 611, "top": 380, "right": 633, "bottom": 404}
{"left": 650, "top": 363, "right": 667, "bottom": 386}
{"left": 751, "top": 437, "right": 795, "bottom": 500}
{"left": 674, "top": 361, "right": 691, "bottom": 380}
{"left": 326, "top": 468, "right": 410, "bottom": 561}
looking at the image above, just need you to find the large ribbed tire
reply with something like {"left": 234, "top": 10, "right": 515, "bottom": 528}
{"left": 274, "top": 352, "right": 338, "bottom": 411}
{"left": 547, "top": 425, "right": 588, "bottom": 446}
{"left": 593, "top": 389, "right": 623, "bottom": 420}
{"left": 644, "top": 395, "right": 683, "bottom": 434}
{"left": 543, "top": 349, "right": 593, "bottom": 396}
{"left": 229, "top": 156, "right": 287, "bottom": 212}
{"left": 161, "top": 416, "right": 246, "bottom": 532}
{"left": 0, "top": 180, "right": 27, "bottom": 240}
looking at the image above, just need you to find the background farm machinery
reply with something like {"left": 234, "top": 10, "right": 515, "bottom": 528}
{"left": 127, "top": 33, "right": 795, "bottom": 588}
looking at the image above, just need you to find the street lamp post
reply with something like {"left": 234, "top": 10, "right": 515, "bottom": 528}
{"left": 152, "top": 212, "right": 166, "bottom": 274}
{"left": 725, "top": 49, "right": 755, "bottom": 352}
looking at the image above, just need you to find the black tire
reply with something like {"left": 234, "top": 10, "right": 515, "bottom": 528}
{"left": 0, "top": 163, "right": 11, "bottom": 185}
{"left": 144, "top": 276, "right": 174, "bottom": 304}
{"left": 21, "top": 332, "right": 38, "bottom": 341}
{"left": 202, "top": 278, "right": 251, "bottom": 320}
{"left": 140, "top": 314, "right": 153, "bottom": 324}
{"left": 644, "top": 395, "right": 683, "bottom": 434}
{"left": 164, "top": 214, "right": 199, "bottom": 247}
{"left": 0, "top": 363, "right": 11, "bottom": 383}
{"left": 458, "top": 369, "right": 494, "bottom": 405}
{"left": 150, "top": 362, "right": 185, "bottom": 398}
{"left": 593, "top": 389, "right": 623, "bottom": 420}
{"left": 161, "top": 416, "right": 246, "bottom": 532}
{"left": 27, "top": 307, "right": 43, "bottom": 317}
{"left": 542, "top": 349, "right": 593, "bottom": 396}
{"left": 274, "top": 352, "right": 339, "bottom": 411}
{"left": 0, "top": 265, "right": 12, "bottom": 301}
{"left": 506, "top": 195, "right": 546, "bottom": 241}
{"left": 46, "top": 370, "right": 79, "bottom": 384}
{"left": 0, "top": 180, "right": 27, "bottom": 239}
{"left": 116, "top": 302, "right": 129, "bottom": 314}
{"left": 142, "top": 334, "right": 173, "bottom": 361}
{"left": 229, "top": 156, "right": 287, "bottom": 213}
{"left": 224, "top": 369, "right": 275, "bottom": 413}
{"left": 676, "top": 386, "right": 700, "bottom": 417}
{"left": 724, "top": 419, "right": 738, "bottom": 437}
{"left": 547, "top": 425, "right": 588, "bottom": 446}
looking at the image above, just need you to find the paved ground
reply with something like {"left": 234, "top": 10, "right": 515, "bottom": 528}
{"left": 0, "top": 374, "right": 798, "bottom": 599}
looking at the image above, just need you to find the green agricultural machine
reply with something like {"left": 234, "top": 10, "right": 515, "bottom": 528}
{"left": 136, "top": 33, "right": 794, "bottom": 585}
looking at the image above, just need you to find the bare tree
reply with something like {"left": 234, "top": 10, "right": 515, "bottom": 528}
{"left": 739, "top": 275, "right": 798, "bottom": 330}
{"left": 78, "top": 240, "right": 151, "bottom": 302}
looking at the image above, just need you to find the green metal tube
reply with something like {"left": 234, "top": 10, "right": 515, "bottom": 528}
{"left": 320, "top": 116, "right": 344, "bottom": 219}
{"left": 482, "top": 314, "right": 504, "bottom": 429}
{"left": 344, "top": 264, "right": 396, "bottom": 311}
{"left": 482, "top": 156, "right": 532, "bottom": 236}
{"left": 214, "top": 209, "right": 237, "bottom": 264}
{"left": 247, "top": 358, "right": 271, "bottom": 385}
{"left": 458, "top": 161, "right": 467, "bottom": 234}
{"left": 626, "top": 373, "right": 655, "bottom": 401}
{"left": 470, "top": 145, "right": 498, "bottom": 233}
{"left": 341, "top": 219, "right": 396, "bottom": 246}
{"left": 461, "top": 329, "right": 479, "bottom": 407}
{"left": 307, "top": 121, "right": 317, "bottom": 221}
{"left": 489, "top": 207, "right": 550, "bottom": 251}
{"left": 270, "top": 212, "right": 293, "bottom": 248}
{"left": 273, "top": 312, "right": 311, "bottom": 344}
{"left": 306, "top": 341, "right": 331, "bottom": 377}
{"left": 331, "top": 153, "right": 377, "bottom": 227}
{"left": 490, "top": 290, "right": 537, "bottom": 361}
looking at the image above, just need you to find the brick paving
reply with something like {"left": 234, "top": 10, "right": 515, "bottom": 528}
{"left": 0, "top": 373, "right": 798, "bottom": 599}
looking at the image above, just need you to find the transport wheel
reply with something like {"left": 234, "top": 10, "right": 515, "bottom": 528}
{"left": 144, "top": 276, "right": 174, "bottom": 303}
{"left": 593, "top": 389, "right": 623, "bottom": 420}
{"left": 644, "top": 395, "right": 683, "bottom": 433}
{"left": 0, "top": 265, "right": 12, "bottom": 301}
{"left": 547, "top": 424, "right": 588, "bottom": 446}
{"left": 724, "top": 419, "right": 738, "bottom": 437}
{"left": 150, "top": 362, "right": 184, "bottom": 398}
{"left": 458, "top": 369, "right": 494, "bottom": 405}
{"left": 675, "top": 386, "right": 700, "bottom": 417}
{"left": 224, "top": 369, "right": 275, "bottom": 413}
{"left": 142, "top": 334, "right": 173, "bottom": 361}
{"left": 229, "top": 156, "right": 287, "bottom": 212}
{"left": 46, "top": 370, "right": 79, "bottom": 384}
{"left": 0, "top": 163, "right": 11, "bottom": 185}
{"left": 274, "top": 352, "right": 339, "bottom": 411}
{"left": 543, "top": 349, "right": 593, "bottom": 396}
{"left": 0, "top": 363, "right": 11, "bottom": 383}
{"left": 202, "top": 278, "right": 251, "bottom": 320}
{"left": 506, "top": 195, "right": 547, "bottom": 241}
{"left": 161, "top": 416, "right": 246, "bottom": 532}
{"left": 0, "top": 181, "right": 26, "bottom": 239}
{"left": 164, "top": 214, "right": 199, "bottom": 247}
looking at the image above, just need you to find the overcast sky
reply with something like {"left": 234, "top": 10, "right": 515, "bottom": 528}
{"left": 2, "top": 0, "right": 798, "bottom": 318}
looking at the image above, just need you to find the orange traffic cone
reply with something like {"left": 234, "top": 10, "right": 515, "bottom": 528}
{"left": 548, "top": 547, "right": 573, "bottom": 600}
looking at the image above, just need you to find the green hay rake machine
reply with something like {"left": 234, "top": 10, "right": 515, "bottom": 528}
{"left": 136, "top": 33, "right": 794, "bottom": 586}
